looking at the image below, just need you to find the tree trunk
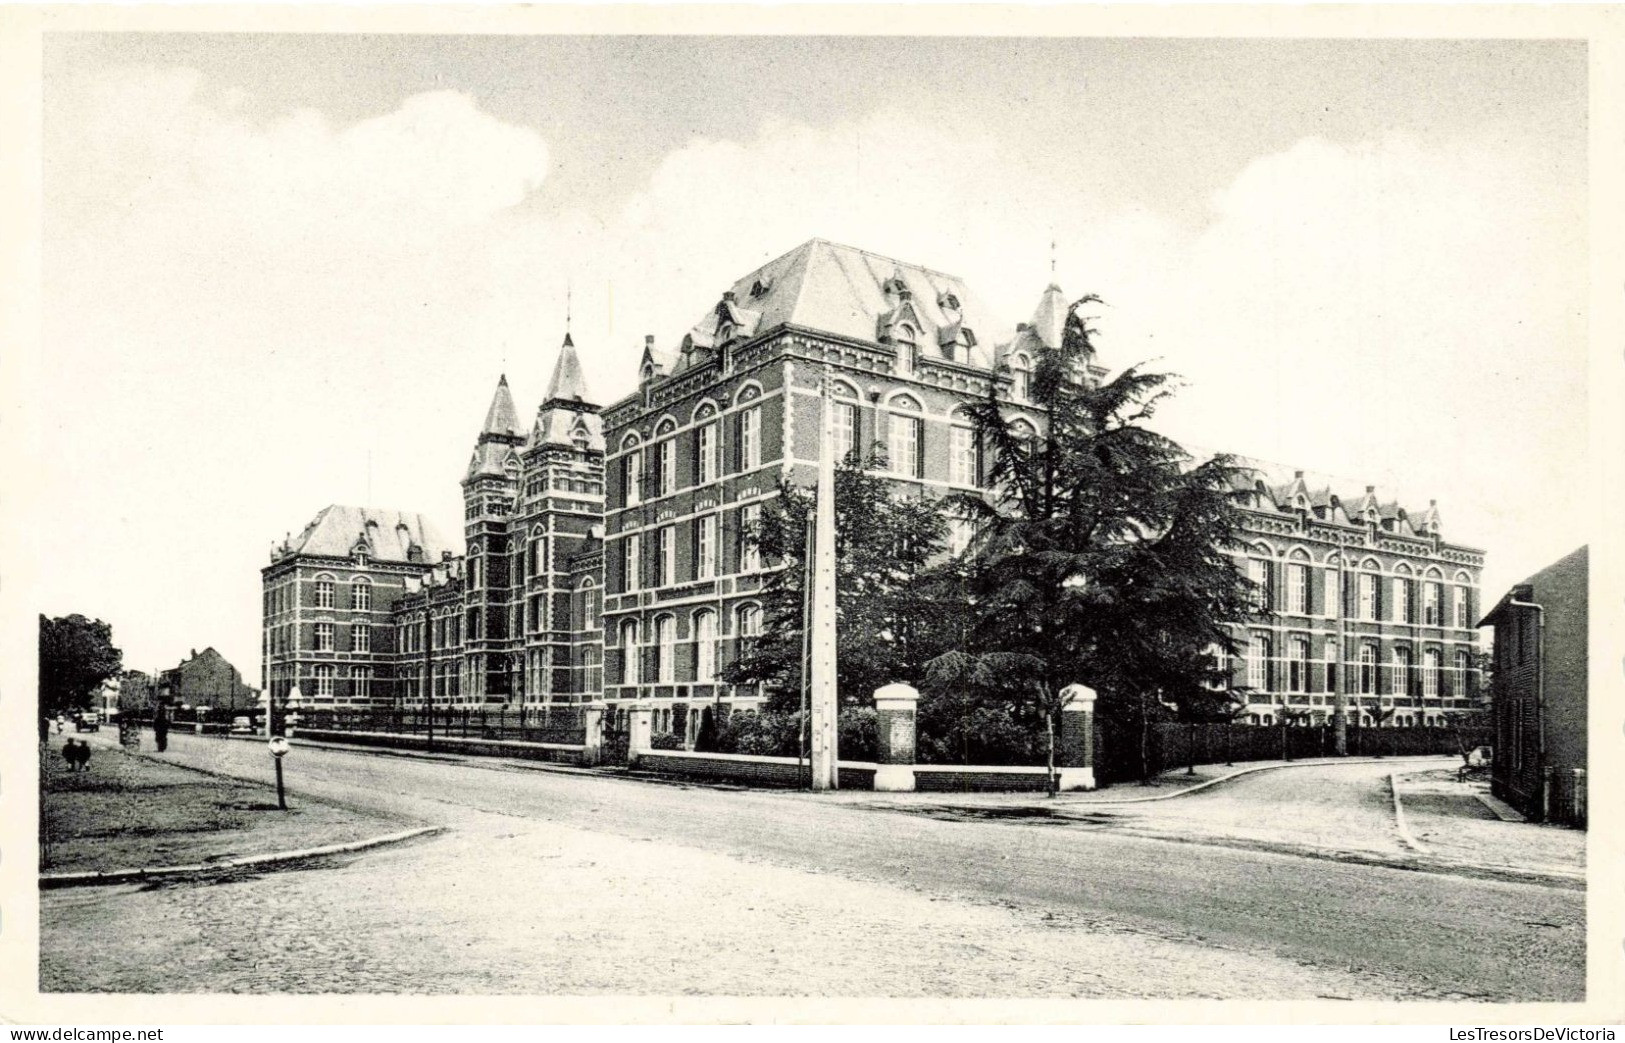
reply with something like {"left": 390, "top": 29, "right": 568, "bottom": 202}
{"left": 1139, "top": 691, "right": 1152, "bottom": 783}
{"left": 1187, "top": 721, "right": 1197, "bottom": 775}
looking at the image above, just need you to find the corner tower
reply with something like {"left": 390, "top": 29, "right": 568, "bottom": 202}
{"left": 514, "top": 333, "right": 607, "bottom": 705}
{"left": 461, "top": 375, "right": 524, "bottom": 703}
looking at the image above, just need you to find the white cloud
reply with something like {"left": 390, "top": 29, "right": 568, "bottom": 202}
{"left": 39, "top": 68, "right": 1585, "bottom": 674}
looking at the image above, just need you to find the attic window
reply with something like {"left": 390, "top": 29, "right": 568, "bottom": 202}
{"left": 750, "top": 278, "right": 772, "bottom": 299}
{"left": 642, "top": 363, "right": 655, "bottom": 382}
{"left": 939, "top": 292, "right": 961, "bottom": 311}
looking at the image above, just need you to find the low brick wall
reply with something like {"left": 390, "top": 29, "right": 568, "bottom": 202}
{"left": 230, "top": 728, "right": 587, "bottom": 766}
{"left": 914, "top": 765, "right": 1053, "bottom": 793}
{"left": 635, "top": 750, "right": 879, "bottom": 789}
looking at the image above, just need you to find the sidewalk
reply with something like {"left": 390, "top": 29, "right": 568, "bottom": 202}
{"left": 39, "top": 735, "right": 425, "bottom": 883}
{"left": 1392, "top": 767, "right": 1584, "bottom": 885}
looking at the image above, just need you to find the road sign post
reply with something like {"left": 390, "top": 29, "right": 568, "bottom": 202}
{"left": 268, "top": 735, "right": 290, "bottom": 810}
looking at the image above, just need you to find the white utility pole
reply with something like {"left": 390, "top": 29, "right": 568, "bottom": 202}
{"left": 808, "top": 366, "right": 840, "bottom": 790}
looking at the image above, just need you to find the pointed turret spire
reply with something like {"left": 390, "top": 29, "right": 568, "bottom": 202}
{"left": 544, "top": 332, "right": 592, "bottom": 406}
{"left": 1027, "top": 282, "right": 1069, "bottom": 351}
{"left": 479, "top": 374, "right": 522, "bottom": 440}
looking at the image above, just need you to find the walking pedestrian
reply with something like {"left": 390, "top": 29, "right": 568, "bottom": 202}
{"left": 153, "top": 702, "right": 170, "bottom": 753}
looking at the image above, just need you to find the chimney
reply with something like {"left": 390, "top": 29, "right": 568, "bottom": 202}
{"left": 1294, "top": 470, "right": 1304, "bottom": 479}
{"left": 1365, "top": 485, "right": 1375, "bottom": 494}
{"left": 644, "top": 334, "right": 654, "bottom": 348}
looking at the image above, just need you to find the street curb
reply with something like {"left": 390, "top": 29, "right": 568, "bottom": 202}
{"left": 39, "top": 826, "right": 444, "bottom": 890}
{"left": 1474, "top": 791, "right": 1528, "bottom": 823}
{"left": 1065, "top": 755, "right": 1457, "bottom": 805}
{"left": 1388, "top": 772, "right": 1428, "bottom": 852}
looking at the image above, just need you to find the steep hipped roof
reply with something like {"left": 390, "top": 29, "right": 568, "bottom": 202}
{"left": 480, "top": 375, "right": 522, "bottom": 439}
{"left": 278, "top": 505, "right": 459, "bottom": 564}
{"left": 672, "top": 238, "right": 1001, "bottom": 370}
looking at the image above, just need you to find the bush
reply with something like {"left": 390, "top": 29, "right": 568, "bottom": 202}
{"left": 838, "top": 707, "right": 878, "bottom": 762}
{"left": 650, "top": 732, "right": 687, "bottom": 751}
{"left": 917, "top": 690, "right": 1046, "bottom": 766}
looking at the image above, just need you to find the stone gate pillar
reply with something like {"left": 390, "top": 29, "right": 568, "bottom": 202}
{"left": 582, "top": 702, "right": 606, "bottom": 767}
{"left": 627, "top": 705, "right": 653, "bottom": 767}
{"left": 873, "top": 683, "right": 919, "bottom": 792}
{"left": 1057, "top": 683, "right": 1098, "bottom": 791}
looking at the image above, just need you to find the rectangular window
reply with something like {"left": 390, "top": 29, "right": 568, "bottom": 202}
{"left": 1423, "top": 650, "right": 1440, "bottom": 698}
{"left": 890, "top": 415, "right": 923, "bottom": 478}
{"left": 314, "top": 664, "right": 334, "bottom": 698}
{"left": 740, "top": 504, "right": 761, "bottom": 572}
{"left": 1359, "top": 574, "right": 1377, "bottom": 621}
{"left": 659, "top": 526, "right": 675, "bottom": 587}
{"left": 948, "top": 518, "right": 974, "bottom": 557}
{"left": 1391, "top": 647, "right": 1412, "bottom": 696}
{"left": 697, "top": 423, "right": 718, "bottom": 484}
{"left": 1453, "top": 586, "right": 1468, "bottom": 628}
{"left": 741, "top": 407, "right": 761, "bottom": 470}
{"left": 656, "top": 617, "right": 675, "bottom": 684}
{"left": 1359, "top": 644, "right": 1378, "bottom": 695}
{"left": 1247, "top": 634, "right": 1269, "bottom": 690}
{"left": 624, "top": 450, "right": 642, "bottom": 506}
{"left": 315, "top": 580, "right": 334, "bottom": 609}
{"left": 833, "top": 402, "right": 858, "bottom": 464}
{"left": 352, "top": 666, "right": 371, "bottom": 701}
{"left": 353, "top": 624, "right": 370, "bottom": 653}
{"left": 1324, "top": 569, "right": 1339, "bottom": 617}
{"left": 351, "top": 583, "right": 371, "bottom": 610}
{"left": 696, "top": 514, "right": 717, "bottom": 579}
{"left": 658, "top": 440, "right": 676, "bottom": 496}
{"left": 1325, "top": 640, "right": 1340, "bottom": 694}
{"left": 950, "top": 426, "right": 978, "bottom": 487}
{"left": 625, "top": 534, "right": 640, "bottom": 592}
{"left": 1288, "top": 636, "right": 1309, "bottom": 693}
{"left": 1288, "top": 564, "right": 1308, "bottom": 615}
{"left": 1392, "top": 578, "right": 1410, "bottom": 623}
{"left": 1247, "top": 559, "right": 1270, "bottom": 612}
{"left": 1424, "top": 583, "right": 1441, "bottom": 626}
{"left": 314, "top": 622, "right": 334, "bottom": 651}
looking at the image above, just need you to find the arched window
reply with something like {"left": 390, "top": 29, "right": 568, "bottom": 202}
{"left": 619, "top": 619, "right": 640, "bottom": 686}
{"left": 694, "top": 609, "right": 718, "bottom": 681}
{"left": 350, "top": 579, "right": 371, "bottom": 611}
{"left": 314, "top": 576, "right": 335, "bottom": 609}
{"left": 654, "top": 615, "right": 675, "bottom": 683}
{"left": 949, "top": 408, "right": 980, "bottom": 488}
{"left": 832, "top": 382, "right": 860, "bottom": 465}
{"left": 736, "top": 602, "right": 761, "bottom": 638}
{"left": 1011, "top": 353, "right": 1032, "bottom": 400}
{"left": 887, "top": 395, "right": 924, "bottom": 479}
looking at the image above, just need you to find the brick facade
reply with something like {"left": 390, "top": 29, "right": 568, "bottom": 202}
{"left": 264, "top": 237, "right": 1484, "bottom": 739}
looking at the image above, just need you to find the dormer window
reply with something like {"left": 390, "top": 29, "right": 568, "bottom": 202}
{"left": 939, "top": 292, "right": 961, "bottom": 311}
{"left": 717, "top": 322, "right": 737, "bottom": 344}
{"left": 1366, "top": 508, "right": 1378, "bottom": 525}
{"left": 750, "top": 278, "right": 772, "bottom": 299}
{"left": 642, "top": 362, "right": 655, "bottom": 382}
{"left": 962, "top": 328, "right": 976, "bottom": 348}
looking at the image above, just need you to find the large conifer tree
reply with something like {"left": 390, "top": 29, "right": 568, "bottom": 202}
{"left": 927, "top": 296, "right": 1259, "bottom": 782}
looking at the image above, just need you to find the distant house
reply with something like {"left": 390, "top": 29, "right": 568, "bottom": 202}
{"left": 159, "top": 647, "right": 259, "bottom": 716}
{"left": 1479, "top": 546, "right": 1587, "bottom": 827}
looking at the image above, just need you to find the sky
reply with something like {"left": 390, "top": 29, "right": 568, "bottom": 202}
{"left": 36, "top": 34, "right": 1588, "bottom": 679}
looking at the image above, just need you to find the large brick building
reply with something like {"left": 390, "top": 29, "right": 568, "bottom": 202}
{"left": 262, "top": 238, "right": 1483, "bottom": 735}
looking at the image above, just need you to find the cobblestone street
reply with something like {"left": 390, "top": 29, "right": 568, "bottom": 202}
{"left": 40, "top": 733, "right": 1585, "bottom": 999}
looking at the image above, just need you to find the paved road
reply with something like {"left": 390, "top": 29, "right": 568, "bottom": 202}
{"left": 40, "top": 733, "right": 1584, "bottom": 999}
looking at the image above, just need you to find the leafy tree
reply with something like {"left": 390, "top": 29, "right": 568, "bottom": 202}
{"left": 721, "top": 452, "right": 968, "bottom": 715}
{"left": 39, "top": 614, "right": 122, "bottom": 717}
{"left": 927, "top": 295, "right": 1258, "bottom": 786}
